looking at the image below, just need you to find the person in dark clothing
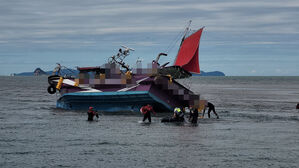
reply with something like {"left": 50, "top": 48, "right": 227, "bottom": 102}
{"left": 296, "top": 103, "right": 299, "bottom": 109}
{"left": 87, "top": 107, "right": 99, "bottom": 121}
{"left": 140, "top": 104, "right": 155, "bottom": 122}
{"left": 203, "top": 102, "right": 219, "bottom": 119}
{"left": 189, "top": 106, "right": 199, "bottom": 123}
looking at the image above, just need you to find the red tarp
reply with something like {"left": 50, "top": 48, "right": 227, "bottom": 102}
{"left": 174, "top": 28, "right": 203, "bottom": 74}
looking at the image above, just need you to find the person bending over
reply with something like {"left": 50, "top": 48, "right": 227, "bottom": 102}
{"left": 202, "top": 102, "right": 219, "bottom": 119}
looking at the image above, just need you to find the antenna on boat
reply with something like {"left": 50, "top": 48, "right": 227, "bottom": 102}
{"left": 108, "top": 45, "right": 135, "bottom": 72}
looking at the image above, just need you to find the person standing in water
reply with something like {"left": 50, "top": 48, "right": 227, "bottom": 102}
{"left": 87, "top": 107, "right": 99, "bottom": 121}
{"left": 189, "top": 105, "right": 199, "bottom": 123}
{"left": 202, "top": 102, "right": 219, "bottom": 119}
{"left": 140, "top": 104, "right": 155, "bottom": 123}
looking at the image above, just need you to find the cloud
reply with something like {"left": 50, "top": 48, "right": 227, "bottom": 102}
{"left": 1, "top": 0, "right": 299, "bottom": 75}
{"left": 247, "top": 41, "right": 280, "bottom": 45}
{"left": 1, "top": 0, "right": 299, "bottom": 41}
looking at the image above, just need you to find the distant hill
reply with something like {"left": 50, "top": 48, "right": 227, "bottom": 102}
{"left": 15, "top": 68, "right": 52, "bottom": 76}
{"left": 192, "top": 71, "right": 225, "bottom": 76}
{"left": 33, "top": 68, "right": 48, "bottom": 76}
{"left": 14, "top": 68, "right": 79, "bottom": 76}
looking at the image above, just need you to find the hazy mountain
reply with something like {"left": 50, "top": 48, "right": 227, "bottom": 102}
{"left": 192, "top": 71, "right": 225, "bottom": 76}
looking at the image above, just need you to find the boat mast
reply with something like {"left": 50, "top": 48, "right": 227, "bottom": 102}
{"left": 174, "top": 20, "right": 192, "bottom": 64}
{"left": 180, "top": 20, "right": 192, "bottom": 46}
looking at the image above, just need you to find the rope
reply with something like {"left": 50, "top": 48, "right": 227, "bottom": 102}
{"left": 61, "top": 66, "right": 76, "bottom": 73}
{"left": 164, "top": 30, "right": 184, "bottom": 54}
{"left": 164, "top": 21, "right": 192, "bottom": 54}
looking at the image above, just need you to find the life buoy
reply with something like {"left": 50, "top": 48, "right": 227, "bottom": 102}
{"left": 48, "top": 75, "right": 60, "bottom": 85}
{"left": 47, "top": 85, "right": 56, "bottom": 94}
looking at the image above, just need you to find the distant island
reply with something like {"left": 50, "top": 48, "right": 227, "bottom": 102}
{"left": 12, "top": 68, "right": 225, "bottom": 76}
{"left": 11, "top": 68, "right": 52, "bottom": 76}
{"left": 192, "top": 71, "right": 225, "bottom": 76}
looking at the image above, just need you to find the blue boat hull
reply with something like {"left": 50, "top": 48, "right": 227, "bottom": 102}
{"left": 56, "top": 91, "right": 173, "bottom": 112}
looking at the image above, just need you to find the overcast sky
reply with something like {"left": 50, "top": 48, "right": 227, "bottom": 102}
{"left": 1, "top": 0, "right": 299, "bottom": 76}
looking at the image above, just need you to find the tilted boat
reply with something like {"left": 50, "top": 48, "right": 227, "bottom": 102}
{"left": 47, "top": 23, "right": 205, "bottom": 112}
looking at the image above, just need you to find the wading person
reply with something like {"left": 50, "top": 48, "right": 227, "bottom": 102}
{"left": 202, "top": 102, "right": 219, "bottom": 119}
{"left": 173, "top": 107, "right": 184, "bottom": 122}
{"left": 140, "top": 104, "right": 155, "bottom": 123}
{"left": 87, "top": 107, "right": 99, "bottom": 121}
{"left": 189, "top": 105, "right": 198, "bottom": 123}
{"left": 161, "top": 107, "right": 184, "bottom": 123}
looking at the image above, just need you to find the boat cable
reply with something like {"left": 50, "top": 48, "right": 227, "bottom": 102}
{"left": 61, "top": 66, "right": 76, "bottom": 73}
{"left": 164, "top": 30, "right": 184, "bottom": 54}
{"left": 164, "top": 20, "right": 192, "bottom": 55}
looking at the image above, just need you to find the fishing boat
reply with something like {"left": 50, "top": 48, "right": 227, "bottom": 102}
{"left": 47, "top": 22, "right": 204, "bottom": 112}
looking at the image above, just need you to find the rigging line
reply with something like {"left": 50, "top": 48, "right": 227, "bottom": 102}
{"left": 164, "top": 30, "right": 184, "bottom": 54}
{"left": 166, "top": 31, "right": 184, "bottom": 54}
{"left": 164, "top": 20, "right": 192, "bottom": 54}
{"left": 61, "top": 66, "right": 76, "bottom": 73}
{"left": 165, "top": 29, "right": 184, "bottom": 53}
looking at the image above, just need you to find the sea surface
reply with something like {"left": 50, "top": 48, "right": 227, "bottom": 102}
{"left": 0, "top": 76, "right": 298, "bottom": 168}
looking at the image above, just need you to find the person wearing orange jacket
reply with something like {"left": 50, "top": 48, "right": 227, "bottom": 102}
{"left": 140, "top": 104, "right": 156, "bottom": 123}
{"left": 87, "top": 107, "right": 99, "bottom": 121}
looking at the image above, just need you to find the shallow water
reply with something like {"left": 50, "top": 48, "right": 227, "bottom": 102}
{"left": 0, "top": 76, "right": 298, "bottom": 168}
